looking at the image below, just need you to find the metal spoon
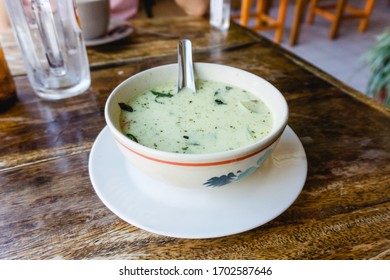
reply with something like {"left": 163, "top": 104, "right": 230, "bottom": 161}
{"left": 177, "top": 39, "right": 196, "bottom": 93}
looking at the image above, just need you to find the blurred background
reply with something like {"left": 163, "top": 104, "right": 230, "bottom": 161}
{"left": 1, "top": 0, "right": 389, "bottom": 106}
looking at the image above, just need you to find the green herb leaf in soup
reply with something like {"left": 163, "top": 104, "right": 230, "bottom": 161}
{"left": 118, "top": 102, "right": 134, "bottom": 112}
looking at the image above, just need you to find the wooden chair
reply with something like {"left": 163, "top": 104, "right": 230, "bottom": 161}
{"left": 238, "top": 0, "right": 289, "bottom": 43}
{"left": 307, "top": 0, "right": 376, "bottom": 39}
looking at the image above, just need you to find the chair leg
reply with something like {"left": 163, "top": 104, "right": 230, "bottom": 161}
{"left": 358, "top": 0, "right": 375, "bottom": 32}
{"left": 290, "top": 0, "right": 307, "bottom": 46}
{"left": 329, "top": 0, "right": 347, "bottom": 39}
{"left": 240, "top": 0, "right": 253, "bottom": 27}
{"left": 255, "top": 0, "right": 267, "bottom": 28}
{"left": 307, "top": 0, "right": 318, "bottom": 24}
{"left": 274, "top": 0, "right": 289, "bottom": 43}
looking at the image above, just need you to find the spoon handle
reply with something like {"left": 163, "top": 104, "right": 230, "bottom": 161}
{"left": 178, "top": 39, "right": 196, "bottom": 93}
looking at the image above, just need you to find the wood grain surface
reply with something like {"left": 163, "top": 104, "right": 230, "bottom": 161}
{"left": 0, "top": 17, "right": 389, "bottom": 260}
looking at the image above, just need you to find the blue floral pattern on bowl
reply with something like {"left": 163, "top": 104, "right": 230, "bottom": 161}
{"left": 203, "top": 149, "right": 273, "bottom": 187}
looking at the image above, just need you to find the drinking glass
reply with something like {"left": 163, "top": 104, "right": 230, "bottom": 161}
{"left": 210, "top": 0, "right": 231, "bottom": 31}
{"left": 4, "top": 0, "right": 91, "bottom": 100}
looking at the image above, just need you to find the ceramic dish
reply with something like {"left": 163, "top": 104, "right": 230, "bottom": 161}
{"left": 85, "top": 20, "right": 133, "bottom": 47}
{"left": 88, "top": 126, "right": 307, "bottom": 238}
{"left": 105, "top": 63, "right": 289, "bottom": 188}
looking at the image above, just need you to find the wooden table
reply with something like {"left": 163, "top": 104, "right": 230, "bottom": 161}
{"left": 0, "top": 17, "right": 389, "bottom": 260}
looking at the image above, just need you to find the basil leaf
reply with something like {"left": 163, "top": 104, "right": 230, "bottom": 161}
{"left": 126, "top": 133, "right": 138, "bottom": 143}
{"left": 215, "top": 99, "right": 226, "bottom": 105}
{"left": 119, "top": 102, "right": 133, "bottom": 112}
{"left": 151, "top": 90, "right": 173, "bottom": 98}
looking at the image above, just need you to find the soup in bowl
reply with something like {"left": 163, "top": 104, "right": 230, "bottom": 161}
{"left": 105, "top": 63, "right": 288, "bottom": 189}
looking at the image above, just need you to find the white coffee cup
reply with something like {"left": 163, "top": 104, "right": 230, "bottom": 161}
{"left": 76, "top": 0, "right": 110, "bottom": 40}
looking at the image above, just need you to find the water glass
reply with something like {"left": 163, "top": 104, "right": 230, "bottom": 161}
{"left": 4, "top": 0, "right": 91, "bottom": 100}
{"left": 210, "top": 0, "right": 231, "bottom": 31}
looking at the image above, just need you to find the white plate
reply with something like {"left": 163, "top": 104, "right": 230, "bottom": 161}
{"left": 88, "top": 126, "right": 307, "bottom": 238}
{"left": 84, "top": 20, "right": 133, "bottom": 47}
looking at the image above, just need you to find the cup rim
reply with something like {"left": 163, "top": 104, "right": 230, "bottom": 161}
{"left": 105, "top": 63, "right": 289, "bottom": 164}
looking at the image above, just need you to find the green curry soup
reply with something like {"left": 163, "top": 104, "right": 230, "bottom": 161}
{"left": 119, "top": 79, "right": 273, "bottom": 154}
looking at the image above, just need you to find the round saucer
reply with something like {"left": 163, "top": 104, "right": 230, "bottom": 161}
{"left": 84, "top": 20, "right": 133, "bottom": 47}
{"left": 88, "top": 126, "right": 307, "bottom": 238}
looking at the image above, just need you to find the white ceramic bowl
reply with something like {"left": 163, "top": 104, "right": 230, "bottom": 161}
{"left": 105, "top": 63, "right": 288, "bottom": 188}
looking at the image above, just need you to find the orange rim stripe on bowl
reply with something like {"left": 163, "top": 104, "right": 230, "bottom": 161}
{"left": 114, "top": 135, "right": 280, "bottom": 167}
